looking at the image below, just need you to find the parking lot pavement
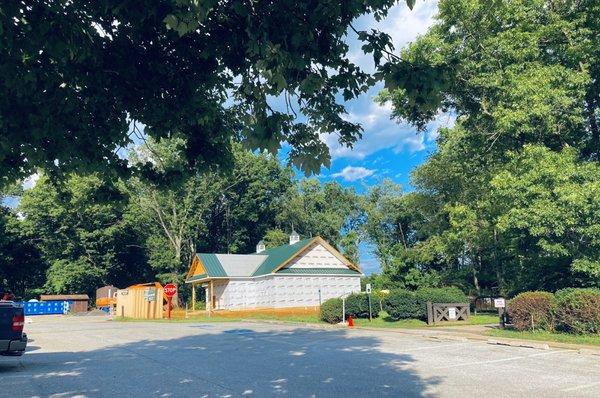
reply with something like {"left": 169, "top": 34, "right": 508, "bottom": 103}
{"left": 1, "top": 316, "right": 599, "bottom": 398}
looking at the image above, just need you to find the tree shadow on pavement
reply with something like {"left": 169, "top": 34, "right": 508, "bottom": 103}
{"left": 1, "top": 326, "right": 442, "bottom": 397}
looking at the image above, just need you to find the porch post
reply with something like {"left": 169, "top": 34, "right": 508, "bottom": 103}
{"left": 209, "top": 280, "right": 214, "bottom": 316}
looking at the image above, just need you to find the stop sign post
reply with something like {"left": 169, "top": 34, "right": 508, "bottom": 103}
{"left": 164, "top": 283, "right": 177, "bottom": 320}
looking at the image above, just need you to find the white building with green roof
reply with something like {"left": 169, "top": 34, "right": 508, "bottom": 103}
{"left": 185, "top": 233, "right": 362, "bottom": 311}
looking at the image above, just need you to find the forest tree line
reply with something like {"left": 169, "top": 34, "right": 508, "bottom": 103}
{"left": 1, "top": 0, "right": 598, "bottom": 300}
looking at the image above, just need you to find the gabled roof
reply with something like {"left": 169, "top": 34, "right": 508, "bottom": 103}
{"left": 250, "top": 237, "right": 314, "bottom": 276}
{"left": 195, "top": 254, "right": 227, "bottom": 277}
{"left": 185, "top": 236, "right": 361, "bottom": 283}
{"left": 216, "top": 254, "right": 267, "bottom": 277}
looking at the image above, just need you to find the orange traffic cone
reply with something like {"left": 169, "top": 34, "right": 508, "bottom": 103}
{"left": 348, "top": 315, "right": 354, "bottom": 328}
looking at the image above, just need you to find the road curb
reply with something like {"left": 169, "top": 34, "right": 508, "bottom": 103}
{"left": 487, "top": 338, "right": 549, "bottom": 350}
{"left": 426, "top": 335, "right": 469, "bottom": 342}
{"left": 579, "top": 348, "right": 600, "bottom": 356}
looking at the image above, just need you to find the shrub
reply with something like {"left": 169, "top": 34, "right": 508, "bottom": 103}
{"left": 345, "top": 293, "right": 380, "bottom": 319}
{"left": 383, "top": 290, "right": 421, "bottom": 320}
{"left": 383, "top": 287, "right": 469, "bottom": 321}
{"left": 508, "top": 291, "right": 555, "bottom": 331}
{"left": 320, "top": 298, "right": 343, "bottom": 324}
{"left": 554, "top": 288, "right": 600, "bottom": 334}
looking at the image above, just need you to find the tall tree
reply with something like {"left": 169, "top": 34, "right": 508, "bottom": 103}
{"left": 128, "top": 138, "right": 294, "bottom": 283}
{"left": 372, "top": 0, "right": 600, "bottom": 294}
{"left": 273, "top": 178, "right": 363, "bottom": 261}
{"left": 0, "top": 207, "right": 44, "bottom": 299}
{"left": 18, "top": 174, "right": 152, "bottom": 295}
{"left": 380, "top": 0, "right": 598, "bottom": 160}
{"left": 491, "top": 145, "right": 600, "bottom": 292}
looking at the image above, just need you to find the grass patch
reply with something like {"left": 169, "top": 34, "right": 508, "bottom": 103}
{"left": 487, "top": 329, "right": 600, "bottom": 347}
{"left": 466, "top": 313, "right": 498, "bottom": 325}
{"left": 353, "top": 316, "right": 427, "bottom": 328}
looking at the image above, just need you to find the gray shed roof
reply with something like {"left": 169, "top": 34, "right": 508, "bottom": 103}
{"left": 214, "top": 254, "right": 268, "bottom": 277}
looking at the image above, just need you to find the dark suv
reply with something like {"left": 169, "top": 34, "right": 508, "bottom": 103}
{"left": 0, "top": 300, "right": 27, "bottom": 356}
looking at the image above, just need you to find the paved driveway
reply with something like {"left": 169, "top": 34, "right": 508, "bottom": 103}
{"left": 1, "top": 316, "right": 599, "bottom": 397}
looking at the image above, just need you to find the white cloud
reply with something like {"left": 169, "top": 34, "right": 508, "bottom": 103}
{"left": 321, "top": 92, "right": 424, "bottom": 160}
{"left": 348, "top": 1, "right": 439, "bottom": 73}
{"left": 316, "top": 2, "right": 449, "bottom": 162}
{"left": 22, "top": 173, "right": 40, "bottom": 190}
{"left": 331, "top": 166, "right": 376, "bottom": 182}
{"left": 320, "top": 87, "right": 455, "bottom": 160}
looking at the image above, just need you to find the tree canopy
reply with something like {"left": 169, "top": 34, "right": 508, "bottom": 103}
{"left": 367, "top": 0, "right": 600, "bottom": 295}
{"left": 380, "top": 0, "right": 598, "bottom": 158}
{"left": 0, "top": 0, "right": 418, "bottom": 186}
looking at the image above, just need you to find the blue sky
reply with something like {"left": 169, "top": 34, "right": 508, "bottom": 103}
{"left": 299, "top": 1, "right": 447, "bottom": 274}
{"left": 3, "top": 1, "right": 445, "bottom": 276}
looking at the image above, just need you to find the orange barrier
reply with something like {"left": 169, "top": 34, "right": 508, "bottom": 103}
{"left": 95, "top": 297, "right": 116, "bottom": 308}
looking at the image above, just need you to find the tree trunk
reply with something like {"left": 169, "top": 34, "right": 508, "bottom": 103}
{"left": 493, "top": 228, "right": 503, "bottom": 294}
{"left": 472, "top": 254, "right": 482, "bottom": 295}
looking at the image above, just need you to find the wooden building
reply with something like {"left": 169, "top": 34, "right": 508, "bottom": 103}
{"left": 116, "top": 282, "right": 165, "bottom": 319}
{"left": 40, "top": 294, "right": 89, "bottom": 313}
{"left": 185, "top": 233, "right": 362, "bottom": 312}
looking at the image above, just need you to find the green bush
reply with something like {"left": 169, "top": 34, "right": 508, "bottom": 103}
{"left": 383, "top": 290, "right": 421, "bottom": 320}
{"left": 345, "top": 293, "right": 380, "bottom": 319}
{"left": 383, "top": 287, "right": 469, "bottom": 321}
{"left": 320, "top": 298, "right": 343, "bottom": 324}
{"left": 508, "top": 291, "right": 555, "bottom": 331}
{"left": 554, "top": 288, "right": 600, "bottom": 334}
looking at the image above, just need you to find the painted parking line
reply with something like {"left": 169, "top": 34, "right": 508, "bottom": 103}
{"left": 432, "top": 349, "right": 564, "bottom": 369}
{"left": 398, "top": 342, "right": 471, "bottom": 352}
{"left": 561, "top": 381, "right": 600, "bottom": 393}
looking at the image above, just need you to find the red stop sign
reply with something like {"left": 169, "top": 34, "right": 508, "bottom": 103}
{"left": 164, "top": 283, "right": 177, "bottom": 298}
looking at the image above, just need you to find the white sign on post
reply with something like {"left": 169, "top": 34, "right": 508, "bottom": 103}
{"left": 448, "top": 307, "right": 457, "bottom": 320}
{"left": 494, "top": 298, "right": 506, "bottom": 308}
{"left": 144, "top": 287, "right": 156, "bottom": 302}
{"left": 365, "top": 283, "right": 372, "bottom": 294}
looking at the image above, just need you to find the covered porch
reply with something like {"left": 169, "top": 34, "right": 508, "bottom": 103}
{"left": 187, "top": 276, "right": 229, "bottom": 313}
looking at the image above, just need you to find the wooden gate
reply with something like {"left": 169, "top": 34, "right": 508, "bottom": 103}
{"left": 427, "top": 302, "right": 470, "bottom": 325}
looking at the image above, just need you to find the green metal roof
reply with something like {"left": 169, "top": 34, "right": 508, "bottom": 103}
{"left": 186, "top": 237, "right": 359, "bottom": 282}
{"left": 251, "top": 238, "right": 314, "bottom": 276}
{"left": 275, "top": 268, "right": 360, "bottom": 275}
{"left": 197, "top": 253, "right": 227, "bottom": 277}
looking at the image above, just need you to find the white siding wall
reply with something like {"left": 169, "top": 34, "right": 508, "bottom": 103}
{"left": 284, "top": 243, "right": 347, "bottom": 269}
{"left": 214, "top": 275, "right": 361, "bottom": 309}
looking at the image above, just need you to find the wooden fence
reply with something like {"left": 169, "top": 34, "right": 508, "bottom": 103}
{"left": 426, "top": 302, "right": 470, "bottom": 325}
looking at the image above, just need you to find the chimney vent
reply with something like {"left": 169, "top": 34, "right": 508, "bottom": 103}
{"left": 289, "top": 230, "right": 300, "bottom": 245}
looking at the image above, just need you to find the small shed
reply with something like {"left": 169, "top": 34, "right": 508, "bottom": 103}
{"left": 40, "top": 294, "right": 90, "bottom": 313}
{"left": 116, "top": 282, "right": 165, "bottom": 319}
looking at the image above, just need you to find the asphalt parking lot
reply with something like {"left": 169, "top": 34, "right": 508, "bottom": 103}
{"left": 1, "top": 316, "right": 599, "bottom": 397}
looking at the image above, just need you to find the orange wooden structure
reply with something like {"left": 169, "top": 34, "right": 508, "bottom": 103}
{"left": 115, "top": 282, "right": 178, "bottom": 319}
